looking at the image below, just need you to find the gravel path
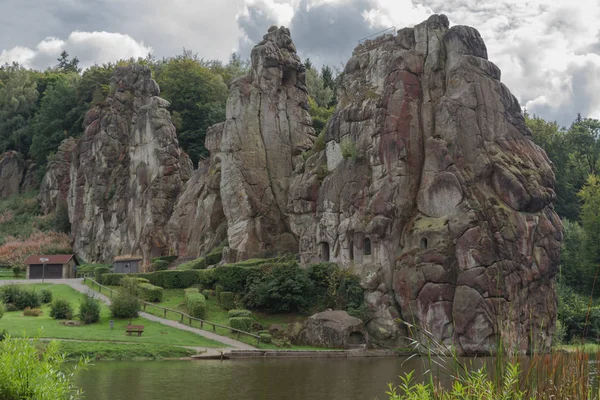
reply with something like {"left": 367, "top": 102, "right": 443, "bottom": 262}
{"left": 0, "top": 278, "right": 255, "bottom": 350}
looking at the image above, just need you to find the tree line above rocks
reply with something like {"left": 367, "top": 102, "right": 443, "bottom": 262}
{"left": 0, "top": 51, "right": 338, "bottom": 174}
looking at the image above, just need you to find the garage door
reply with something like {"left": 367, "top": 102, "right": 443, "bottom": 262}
{"left": 29, "top": 264, "right": 63, "bottom": 279}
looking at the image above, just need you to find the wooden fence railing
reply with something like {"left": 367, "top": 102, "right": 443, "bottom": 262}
{"left": 83, "top": 277, "right": 261, "bottom": 346}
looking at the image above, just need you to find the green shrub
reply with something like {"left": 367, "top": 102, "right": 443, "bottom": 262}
{"left": 211, "top": 265, "right": 262, "bottom": 294}
{"left": 215, "top": 284, "right": 223, "bottom": 301}
{"left": 100, "top": 273, "right": 129, "bottom": 286}
{"left": 228, "top": 309, "right": 252, "bottom": 318}
{"left": 229, "top": 317, "right": 252, "bottom": 332}
{"left": 110, "top": 290, "right": 141, "bottom": 319}
{"left": 201, "top": 289, "right": 215, "bottom": 298}
{"left": 12, "top": 266, "right": 22, "bottom": 277}
{"left": 0, "top": 285, "right": 23, "bottom": 304}
{"left": 94, "top": 266, "right": 111, "bottom": 283}
{"left": 0, "top": 302, "right": 4, "bottom": 320}
{"left": 177, "top": 257, "right": 207, "bottom": 270}
{"left": 40, "top": 288, "right": 52, "bottom": 303}
{"left": 259, "top": 333, "right": 272, "bottom": 343}
{"left": 79, "top": 295, "right": 101, "bottom": 324}
{"left": 184, "top": 289, "right": 206, "bottom": 319}
{"left": 220, "top": 292, "right": 235, "bottom": 310}
{"left": 340, "top": 137, "right": 358, "bottom": 159}
{"left": 151, "top": 260, "right": 169, "bottom": 271}
{"left": 205, "top": 246, "right": 224, "bottom": 265}
{"left": 243, "top": 262, "right": 314, "bottom": 312}
{"left": 23, "top": 307, "right": 43, "bottom": 317}
{"left": 0, "top": 336, "right": 86, "bottom": 397}
{"left": 50, "top": 298, "right": 73, "bottom": 319}
{"left": 14, "top": 289, "right": 41, "bottom": 310}
{"left": 139, "top": 283, "right": 163, "bottom": 302}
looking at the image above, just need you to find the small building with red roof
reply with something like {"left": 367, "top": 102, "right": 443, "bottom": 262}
{"left": 23, "top": 254, "right": 79, "bottom": 279}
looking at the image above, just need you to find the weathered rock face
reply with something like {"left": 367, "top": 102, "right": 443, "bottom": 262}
{"left": 218, "top": 26, "right": 315, "bottom": 261}
{"left": 289, "top": 15, "right": 562, "bottom": 354}
{"left": 40, "top": 137, "right": 77, "bottom": 214}
{"left": 66, "top": 65, "right": 192, "bottom": 263}
{"left": 300, "top": 310, "right": 368, "bottom": 349}
{"left": 167, "top": 123, "right": 227, "bottom": 259}
{"left": 0, "top": 151, "right": 37, "bottom": 198}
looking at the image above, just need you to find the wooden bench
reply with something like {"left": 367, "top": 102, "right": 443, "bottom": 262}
{"left": 126, "top": 325, "right": 144, "bottom": 336}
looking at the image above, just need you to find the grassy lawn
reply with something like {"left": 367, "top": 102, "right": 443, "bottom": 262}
{"left": 54, "top": 341, "right": 197, "bottom": 360}
{"left": 0, "top": 284, "right": 226, "bottom": 348}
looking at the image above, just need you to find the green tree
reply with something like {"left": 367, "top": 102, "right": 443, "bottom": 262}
{"left": 526, "top": 114, "right": 584, "bottom": 220}
{"left": 321, "top": 65, "right": 337, "bottom": 107}
{"left": 0, "top": 64, "right": 39, "bottom": 155}
{"left": 305, "top": 67, "right": 333, "bottom": 108}
{"left": 155, "top": 51, "right": 228, "bottom": 166}
{"left": 77, "top": 63, "right": 115, "bottom": 106}
{"left": 578, "top": 174, "right": 600, "bottom": 295}
{"left": 56, "top": 50, "right": 81, "bottom": 73}
{"left": 29, "top": 73, "right": 83, "bottom": 166}
{"left": 559, "top": 219, "right": 587, "bottom": 292}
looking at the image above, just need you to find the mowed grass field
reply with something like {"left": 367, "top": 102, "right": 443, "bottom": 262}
{"left": 0, "top": 283, "right": 225, "bottom": 348}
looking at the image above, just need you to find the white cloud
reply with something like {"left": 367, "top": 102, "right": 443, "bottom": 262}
{"left": 0, "top": 31, "right": 152, "bottom": 70}
{"left": 236, "top": 0, "right": 600, "bottom": 125}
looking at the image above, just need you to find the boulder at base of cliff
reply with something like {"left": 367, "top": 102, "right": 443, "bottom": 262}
{"left": 301, "top": 311, "right": 369, "bottom": 349}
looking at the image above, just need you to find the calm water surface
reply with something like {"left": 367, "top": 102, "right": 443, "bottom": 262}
{"left": 75, "top": 357, "right": 444, "bottom": 400}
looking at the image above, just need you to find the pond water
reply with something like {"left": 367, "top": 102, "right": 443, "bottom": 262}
{"left": 75, "top": 357, "right": 445, "bottom": 400}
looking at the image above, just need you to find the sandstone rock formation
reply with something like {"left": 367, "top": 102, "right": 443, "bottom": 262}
{"left": 65, "top": 65, "right": 192, "bottom": 263}
{"left": 300, "top": 310, "right": 369, "bottom": 349}
{"left": 168, "top": 26, "right": 315, "bottom": 262}
{"left": 167, "top": 123, "right": 227, "bottom": 259}
{"left": 40, "top": 137, "right": 77, "bottom": 214}
{"left": 0, "top": 151, "right": 37, "bottom": 198}
{"left": 288, "top": 15, "right": 562, "bottom": 354}
{"left": 218, "top": 26, "right": 315, "bottom": 261}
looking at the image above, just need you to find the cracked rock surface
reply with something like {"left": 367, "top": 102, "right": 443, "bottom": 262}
{"left": 59, "top": 65, "right": 192, "bottom": 263}
{"left": 288, "top": 15, "right": 562, "bottom": 354}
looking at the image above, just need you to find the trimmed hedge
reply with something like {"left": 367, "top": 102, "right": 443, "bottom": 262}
{"left": 228, "top": 309, "right": 252, "bottom": 318}
{"left": 215, "top": 285, "right": 223, "bottom": 301}
{"left": 205, "top": 246, "right": 224, "bottom": 266}
{"left": 220, "top": 292, "right": 235, "bottom": 310}
{"left": 151, "top": 255, "right": 178, "bottom": 264}
{"left": 259, "top": 333, "right": 272, "bottom": 343}
{"left": 177, "top": 257, "right": 207, "bottom": 271}
{"left": 151, "top": 260, "right": 169, "bottom": 271}
{"left": 229, "top": 317, "right": 252, "bottom": 332}
{"left": 139, "top": 283, "right": 163, "bottom": 302}
{"left": 184, "top": 288, "right": 206, "bottom": 319}
{"left": 100, "top": 273, "right": 129, "bottom": 286}
{"left": 94, "top": 266, "right": 111, "bottom": 283}
{"left": 149, "top": 270, "right": 200, "bottom": 288}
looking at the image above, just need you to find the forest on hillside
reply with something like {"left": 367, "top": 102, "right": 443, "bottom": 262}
{"left": 2, "top": 50, "right": 600, "bottom": 343}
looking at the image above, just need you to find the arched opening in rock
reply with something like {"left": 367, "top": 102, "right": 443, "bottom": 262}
{"left": 321, "top": 242, "right": 330, "bottom": 261}
{"left": 364, "top": 238, "right": 372, "bottom": 256}
{"left": 420, "top": 237, "right": 428, "bottom": 249}
{"left": 349, "top": 240, "right": 354, "bottom": 261}
{"left": 348, "top": 331, "right": 366, "bottom": 345}
{"left": 282, "top": 67, "right": 297, "bottom": 86}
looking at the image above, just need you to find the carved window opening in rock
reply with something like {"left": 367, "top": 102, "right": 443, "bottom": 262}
{"left": 321, "top": 242, "right": 330, "bottom": 262}
{"left": 420, "top": 237, "right": 428, "bottom": 249}
{"left": 282, "top": 67, "right": 297, "bottom": 87}
{"left": 349, "top": 240, "right": 354, "bottom": 261}
{"left": 364, "top": 238, "right": 372, "bottom": 256}
{"left": 348, "top": 331, "right": 366, "bottom": 345}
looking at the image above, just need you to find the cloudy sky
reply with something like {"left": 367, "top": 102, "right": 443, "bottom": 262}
{"left": 1, "top": 0, "right": 599, "bottom": 126}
